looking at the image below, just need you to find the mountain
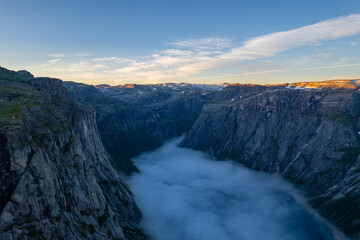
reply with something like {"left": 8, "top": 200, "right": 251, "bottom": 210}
{"left": 180, "top": 81, "right": 360, "bottom": 238}
{"left": 5, "top": 65, "right": 359, "bottom": 239}
{"left": 0, "top": 67, "right": 145, "bottom": 239}
{"left": 64, "top": 78, "right": 360, "bottom": 238}
{"left": 63, "top": 81, "right": 221, "bottom": 173}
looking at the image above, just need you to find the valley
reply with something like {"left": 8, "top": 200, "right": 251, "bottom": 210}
{"left": 1, "top": 66, "right": 359, "bottom": 239}
{"left": 63, "top": 77, "right": 360, "bottom": 239}
{"left": 129, "top": 138, "right": 343, "bottom": 240}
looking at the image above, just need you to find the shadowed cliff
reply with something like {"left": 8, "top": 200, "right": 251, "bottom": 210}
{"left": 180, "top": 82, "right": 360, "bottom": 238}
{"left": 0, "top": 67, "right": 146, "bottom": 240}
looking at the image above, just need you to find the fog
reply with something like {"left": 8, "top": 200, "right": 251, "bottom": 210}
{"left": 129, "top": 138, "right": 338, "bottom": 240}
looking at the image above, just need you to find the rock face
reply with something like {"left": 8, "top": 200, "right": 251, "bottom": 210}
{"left": 63, "top": 81, "right": 216, "bottom": 173}
{"left": 61, "top": 77, "right": 360, "bottom": 238}
{"left": 5, "top": 64, "right": 359, "bottom": 239}
{"left": 0, "top": 67, "right": 145, "bottom": 239}
{"left": 180, "top": 83, "right": 360, "bottom": 238}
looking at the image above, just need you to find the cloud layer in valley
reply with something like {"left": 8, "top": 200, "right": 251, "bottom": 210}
{"left": 41, "top": 14, "right": 360, "bottom": 84}
{"left": 129, "top": 138, "right": 341, "bottom": 240}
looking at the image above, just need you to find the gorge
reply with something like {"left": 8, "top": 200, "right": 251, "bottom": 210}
{"left": 1, "top": 66, "right": 359, "bottom": 239}
{"left": 129, "top": 138, "right": 343, "bottom": 240}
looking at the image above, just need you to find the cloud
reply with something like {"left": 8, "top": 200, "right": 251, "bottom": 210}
{"left": 129, "top": 138, "right": 340, "bottom": 240}
{"left": 169, "top": 37, "right": 232, "bottom": 50}
{"left": 48, "top": 53, "right": 65, "bottom": 58}
{"left": 180, "top": 14, "right": 360, "bottom": 73}
{"left": 221, "top": 14, "right": 360, "bottom": 61}
{"left": 158, "top": 49, "right": 195, "bottom": 56}
{"left": 41, "top": 14, "right": 360, "bottom": 83}
{"left": 48, "top": 53, "right": 91, "bottom": 58}
{"left": 188, "top": 62, "right": 360, "bottom": 81}
{"left": 298, "top": 62, "right": 360, "bottom": 71}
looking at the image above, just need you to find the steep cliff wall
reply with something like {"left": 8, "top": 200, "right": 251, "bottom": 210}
{"left": 0, "top": 68, "right": 145, "bottom": 239}
{"left": 64, "top": 81, "right": 207, "bottom": 173}
{"left": 180, "top": 85, "right": 360, "bottom": 238}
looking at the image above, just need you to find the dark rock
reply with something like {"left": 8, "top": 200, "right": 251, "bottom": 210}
{"left": 180, "top": 85, "right": 360, "bottom": 238}
{"left": 0, "top": 68, "right": 146, "bottom": 240}
{"left": 63, "top": 81, "right": 215, "bottom": 173}
{"left": 0, "top": 66, "right": 34, "bottom": 81}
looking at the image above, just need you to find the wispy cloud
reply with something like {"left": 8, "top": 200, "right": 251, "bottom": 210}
{"left": 48, "top": 53, "right": 65, "bottom": 58}
{"left": 298, "top": 62, "right": 360, "bottom": 71}
{"left": 169, "top": 37, "right": 232, "bottom": 50}
{"left": 221, "top": 14, "right": 360, "bottom": 61}
{"left": 47, "top": 53, "right": 91, "bottom": 59}
{"left": 41, "top": 14, "right": 360, "bottom": 83}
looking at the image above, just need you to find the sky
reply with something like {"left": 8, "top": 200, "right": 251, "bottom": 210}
{"left": 0, "top": 0, "right": 360, "bottom": 85}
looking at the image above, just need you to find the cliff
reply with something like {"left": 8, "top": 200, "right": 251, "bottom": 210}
{"left": 0, "top": 67, "right": 145, "bottom": 239}
{"left": 180, "top": 82, "right": 360, "bottom": 238}
{"left": 63, "top": 81, "right": 210, "bottom": 173}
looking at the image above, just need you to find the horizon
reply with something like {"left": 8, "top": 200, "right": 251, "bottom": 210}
{"left": 2, "top": 64, "right": 360, "bottom": 87}
{"left": 66, "top": 77, "right": 360, "bottom": 87}
{"left": 3, "top": 65, "right": 358, "bottom": 87}
{"left": 1, "top": 0, "right": 360, "bottom": 85}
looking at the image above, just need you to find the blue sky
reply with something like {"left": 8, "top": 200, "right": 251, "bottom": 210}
{"left": 1, "top": 0, "right": 360, "bottom": 85}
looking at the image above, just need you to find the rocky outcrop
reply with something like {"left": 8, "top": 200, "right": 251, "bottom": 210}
{"left": 61, "top": 77, "right": 360, "bottom": 238}
{"left": 63, "top": 81, "right": 211, "bottom": 173}
{"left": 0, "top": 67, "right": 145, "bottom": 239}
{"left": 180, "top": 84, "right": 360, "bottom": 238}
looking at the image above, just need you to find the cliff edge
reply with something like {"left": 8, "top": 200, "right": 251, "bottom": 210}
{"left": 180, "top": 82, "right": 360, "bottom": 238}
{"left": 0, "top": 67, "right": 145, "bottom": 239}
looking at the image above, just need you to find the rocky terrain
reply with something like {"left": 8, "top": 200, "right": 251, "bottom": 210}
{"left": 64, "top": 78, "right": 360, "bottom": 238}
{"left": 180, "top": 80, "right": 360, "bottom": 238}
{"left": 0, "top": 67, "right": 145, "bottom": 239}
{"left": 63, "top": 81, "right": 222, "bottom": 173}
{"left": 2, "top": 64, "right": 359, "bottom": 239}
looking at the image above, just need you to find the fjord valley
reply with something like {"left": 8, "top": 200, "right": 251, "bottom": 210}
{"left": 3, "top": 0, "right": 360, "bottom": 238}
{"left": 0, "top": 65, "right": 360, "bottom": 239}
{"left": 1, "top": 66, "right": 359, "bottom": 239}
{"left": 65, "top": 77, "right": 360, "bottom": 239}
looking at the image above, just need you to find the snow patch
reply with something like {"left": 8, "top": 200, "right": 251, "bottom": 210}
{"left": 286, "top": 86, "right": 320, "bottom": 90}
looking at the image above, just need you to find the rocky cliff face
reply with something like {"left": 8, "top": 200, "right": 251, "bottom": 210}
{"left": 61, "top": 77, "right": 360, "bottom": 238}
{"left": 180, "top": 82, "right": 360, "bottom": 238}
{"left": 0, "top": 67, "right": 145, "bottom": 239}
{"left": 63, "top": 81, "right": 213, "bottom": 173}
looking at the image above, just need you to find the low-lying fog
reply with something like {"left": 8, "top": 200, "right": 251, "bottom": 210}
{"left": 129, "top": 138, "right": 340, "bottom": 240}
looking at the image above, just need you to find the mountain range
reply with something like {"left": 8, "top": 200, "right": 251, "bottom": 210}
{"left": 1, "top": 66, "right": 359, "bottom": 239}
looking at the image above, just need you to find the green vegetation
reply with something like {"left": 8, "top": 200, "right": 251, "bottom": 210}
{"left": 97, "top": 204, "right": 110, "bottom": 226}
{"left": 337, "top": 146, "right": 360, "bottom": 166}
{"left": 77, "top": 220, "right": 97, "bottom": 237}
{"left": 80, "top": 210, "right": 92, "bottom": 216}
{"left": 123, "top": 227, "right": 146, "bottom": 240}
{"left": 321, "top": 193, "right": 360, "bottom": 236}
{"left": 286, "top": 143, "right": 297, "bottom": 156}
{"left": 29, "top": 133, "right": 47, "bottom": 147}
{"left": 62, "top": 134, "right": 75, "bottom": 154}
{"left": 0, "top": 80, "right": 71, "bottom": 135}
{"left": 0, "top": 83, "right": 40, "bottom": 129}
{"left": 0, "top": 101, "right": 22, "bottom": 127}
{"left": 164, "top": 108, "right": 202, "bottom": 133}
{"left": 88, "top": 224, "right": 95, "bottom": 234}
{"left": 270, "top": 135, "right": 279, "bottom": 149}
{"left": 327, "top": 114, "right": 354, "bottom": 127}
